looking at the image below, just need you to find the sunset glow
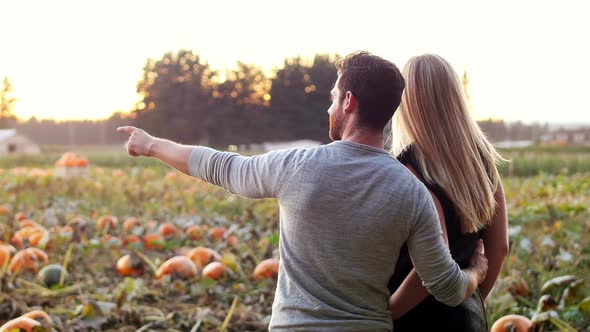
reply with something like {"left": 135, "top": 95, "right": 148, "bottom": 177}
{"left": 0, "top": 0, "right": 588, "bottom": 123}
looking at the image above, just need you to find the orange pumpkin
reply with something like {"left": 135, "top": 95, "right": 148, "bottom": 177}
{"left": 490, "top": 315, "right": 532, "bottom": 332}
{"left": 0, "top": 205, "right": 10, "bottom": 216}
{"left": 12, "top": 226, "right": 50, "bottom": 249}
{"left": 185, "top": 225, "right": 203, "bottom": 240}
{"left": 185, "top": 247, "right": 222, "bottom": 268}
{"left": 0, "top": 317, "right": 41, "bottom": 332}
{"left": 0, "top": 245, "right": 11, "bottom": 267}
{"left": 123, "top": 234, "right": 142, "bottom": 246}
{"left": 14, "top": 226, "right": 40, "bottom": 238}
{"left": 97, "top": 215, "right": 118, "bottom": 231}
{"left": 144, "top": 233, "right": 165, "bottom": 250}
{"left": 54, "top": 152, "right": 89, "bottom": 169}
{"left": 76, "top": 158, "right": 89, "bottom": 167}
{"left": 159, "top": 222, "right": 178, "bottom": 238}
{"left": 55, "top": 152, "right": 77, "bottom": 167}
{"left": 508, "top": 277, "right": 530, "bottom": 297}
{"left": 116, "top": 254, "right": 144, "bottom": 276}
{"left": 18, "top": 219, "right": 40, "bottom": 228}
{"left": 11, "top": 233, "right": 24, "bottom": 249}
{"left": 227, "top": 235, "right": 239, "bottom": 248}
{"left": 254, "top": 258, "right": 280, "bottom": 280}
{"left": 25, "top": 247, "right": 49, "bottom": 265}
{"left": 28, "top": 229, "right": 50, "bottom": 248}
{"left": 123, "top": 217, "right": 140, "bottom": 232}
{"left": 208, "top": 226, "right": 227, "bottom": 240}
{"left": 155, "top": 256, "right": 197, "bottom": 280}
{"left": 9, "top": 248, "right": 48, "bottom": 274}
{"left": 202, "top": 262, "right": 229, "bottom": 280}
{"left": 0, "top": 243, "right": 16, "bottom": 254}
{"left": 14, "top": 212, "right": 27, "bottom": 221}
{"left": 176, "top": 246, "right": 193, "bottom": 256}
{"left": 9, "top": 251, "right": 29, "bottom": 273}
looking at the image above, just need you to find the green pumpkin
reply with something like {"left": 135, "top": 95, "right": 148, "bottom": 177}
{"left": 37, "top": 264, "right": 68, "bottom": 288}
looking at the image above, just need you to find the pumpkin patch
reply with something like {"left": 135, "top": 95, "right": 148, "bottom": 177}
{"left": 0, "top": 155, "right": 588, "bottom": 331}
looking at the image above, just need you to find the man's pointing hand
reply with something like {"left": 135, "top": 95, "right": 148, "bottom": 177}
{"left": 117, "top": 126, "right": 156, "bottom": 157}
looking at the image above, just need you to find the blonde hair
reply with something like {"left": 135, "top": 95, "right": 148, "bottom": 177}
{"left": 390, "top": 54, "right": 503, "bottom": 233}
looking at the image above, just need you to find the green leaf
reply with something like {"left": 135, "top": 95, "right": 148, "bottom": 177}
{"left": 269, "top": 233, "right": 280, "bottom": 246}
{"left": 537, "top": 294, "right": 558, "bottom": 312}
{"left": 541, "top": 275, "right": 581, "bottom": 293}
{"left": 579, "top": 297, "right": 590, "bottom": 313}
{"left": 190, "top": 278, "right": 217, "bottom": 296}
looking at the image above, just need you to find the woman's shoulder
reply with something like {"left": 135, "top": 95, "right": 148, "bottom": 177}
{"left": 397, "top": 146, "right": 456, "bottom": 220}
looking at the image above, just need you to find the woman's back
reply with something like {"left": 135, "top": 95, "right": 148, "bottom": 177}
{"left": 388, "top": 146, "right": 488, "bottom": 331}
{"left": 386, "top": 53, "right": 507, "bottom": 331}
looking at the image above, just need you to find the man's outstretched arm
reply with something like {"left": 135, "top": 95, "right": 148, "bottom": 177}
{"left": 117, "top": 126, "right": 296, "bottom": 199}
{"left": 117, "top": 126, "right": 193, "bottom": 174}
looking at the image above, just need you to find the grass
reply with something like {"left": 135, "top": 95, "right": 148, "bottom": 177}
{"left": 0, "top": 146, "right": 589, "bottom": 330}
{"left": 3, "top": 144, "right": 590, "bottom": 177}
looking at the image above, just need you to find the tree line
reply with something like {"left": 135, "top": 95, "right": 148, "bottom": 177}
{"left": 1, "top": 50, "right": 553, "bottom": 148}
{"left": 2, "top": 50, "right": 338, "bottom": 147}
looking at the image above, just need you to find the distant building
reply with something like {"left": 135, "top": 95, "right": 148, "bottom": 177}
{"left": 240, "top": 139, "right": 322, "bottom": 152}
{"left": 540, "top": 128, "right": 590, "bottom": 145}
{"left": 494, "top": 140, "right": 535, "bottom": 149}
{"left": 262, "top": 140, "right": 322, "bottom": 151}
{"left": 0, "top": 129, "right": 41, "bottom": 155}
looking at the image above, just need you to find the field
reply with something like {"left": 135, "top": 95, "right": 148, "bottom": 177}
{"left": 0, "top": 146, "right": 589, "bottom": 331}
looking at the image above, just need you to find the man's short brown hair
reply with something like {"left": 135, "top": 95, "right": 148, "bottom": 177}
{"left": 335, "top": 51, "right": 405, "bottom": 130}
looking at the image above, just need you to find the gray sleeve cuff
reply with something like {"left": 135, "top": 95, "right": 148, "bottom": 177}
{"left": 425, "top": 268, "right": 469, "bottom": 306}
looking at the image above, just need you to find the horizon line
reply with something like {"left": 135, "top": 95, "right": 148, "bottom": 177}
{"left": 9, "top": 114, "right": 590, "bottom": 127}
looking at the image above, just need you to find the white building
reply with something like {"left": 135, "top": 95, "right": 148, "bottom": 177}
{"left": 241, "top": 139, "right": 322, "bottom": 153}
{"left": 494, "top": 140, "right": 535, "bottom": 148}
{"left": 0, "top": 129, "right": 41, "bottom": 155}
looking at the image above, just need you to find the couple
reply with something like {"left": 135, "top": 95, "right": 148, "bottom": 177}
{"left": 118, "top": 51, "right": 508, "bottom": 331}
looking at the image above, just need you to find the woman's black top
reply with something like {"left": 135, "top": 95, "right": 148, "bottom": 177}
{"left": 388, "top": 146, "right": 488, "bottom": 331}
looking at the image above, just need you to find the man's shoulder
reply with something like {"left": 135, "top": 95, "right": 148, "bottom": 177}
{"left": 264, "top": 144, "right": 330, "bottom": 160}
{"left": 393, "top": 163, "right": 432, "bottom": 206}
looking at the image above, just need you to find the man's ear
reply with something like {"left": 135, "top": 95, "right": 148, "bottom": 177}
{"left": 343, "top": 91, "right": 357, "bottom": 115}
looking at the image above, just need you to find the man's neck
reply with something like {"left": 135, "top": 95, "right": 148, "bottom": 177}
{"left": 341, "top": 128, "right": 384, "bottom": 149}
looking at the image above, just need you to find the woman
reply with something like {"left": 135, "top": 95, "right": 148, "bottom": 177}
{"left": 387, "top": 54, "right": 509, "bottom": 331}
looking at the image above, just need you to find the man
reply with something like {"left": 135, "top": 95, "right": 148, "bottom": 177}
{"left": 118, "top": 51, "right": 487, "bottom": 331}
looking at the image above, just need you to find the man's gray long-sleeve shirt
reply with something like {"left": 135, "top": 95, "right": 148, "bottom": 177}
{"left": 188, "top": 140, "right": 469, "bottom": 331}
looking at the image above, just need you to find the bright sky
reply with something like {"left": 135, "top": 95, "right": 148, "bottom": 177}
{"left": 0, "top": 0, "right": 588, "bottom": 123}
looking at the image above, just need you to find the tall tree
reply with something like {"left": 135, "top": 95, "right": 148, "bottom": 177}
{"left": 268, "top": 54, "right": 337, "bottom": 142}
{"left": 305, "top": 54, "right": 338, "bottom": 142}
{"left": 0, "top": 77, "right": 18, "bottom": 128}
{"left": 213, "top": 62, "right": 270, "bottom": 144}
{"left": 268, "top": 57, "right": 309, "bottom": 141}
{"left": 134, "top": 50, "right": 217, "bottom": 144}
